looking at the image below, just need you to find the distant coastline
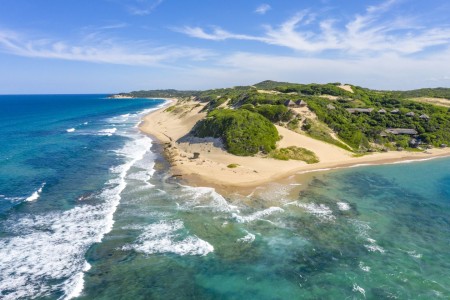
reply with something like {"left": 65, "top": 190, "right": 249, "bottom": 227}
{"left": 109, "top": 94, "right": 135, "bottom": 99}
{"left": 138, "top": 97, "right": 450, "bottom": 193}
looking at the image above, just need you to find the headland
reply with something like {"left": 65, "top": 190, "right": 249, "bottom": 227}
{"left": 139, "top": 96, "right": 450, "bottom": 193}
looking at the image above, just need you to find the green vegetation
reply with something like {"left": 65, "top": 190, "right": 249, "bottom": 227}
{"left": 192, "top": 109, "right": 279, "bottom": 156}
{"left": 253, "top": 80, "right": 292, "bottom": 90}
{"left": 304, "top": 92, "right": 450, "bottom": 150}
{"left": 164, "top": 105, "right": 176, "bottom": 112}
{"left": 243, "top": 104, "right": 293, "bottom": 122}
{"left": 394, "top": 88, "right": 450, "bottom": 99}
{"left": 227, "top": 164, "right": 239, "bottom": 168}
{"left": 269, "top": 146, "right": 319, "bottom": 164}
{"left": 302, "top": 119, "right": 352, "bottom": 151}
{"left": 119, "top": 80, "right": 450, "bottom": 154}
{"left": 287, "top": 118, "right": 300, "bottom": 130}
{"left": 118, "top": 89, "right": 197, "bottom": 98}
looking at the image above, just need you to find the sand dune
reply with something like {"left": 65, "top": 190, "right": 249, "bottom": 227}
{"left": 139, "top": 99, "right": 450, "bottom": 190}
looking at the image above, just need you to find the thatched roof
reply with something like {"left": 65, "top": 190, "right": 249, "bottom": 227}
{"left": 385, "top": 128, "right": 418, "bottom": 135}
{"left": 327, "top": 104, "right": 335, "bottom": 110}
{"left": 406, "top": 112, "right": 415, "bottom": 117}
{"left": 346, "top": 108, "right": 374, "bottom": 113}
{"left": 419, "top": 114, "right": 430, "bottom": 119}
{"left": 295, "top": 99, "right": 307, "bottom": 107}
{"left": 378, "top": 109, "right": 387, "bottom": 113}
{"left": 284, "top": 100, "right": 296, "bottom": 107}
{"left": 390, "top": 109, "right": 400, "bottom": 113}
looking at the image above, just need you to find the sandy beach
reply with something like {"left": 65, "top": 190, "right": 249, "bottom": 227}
{"left": 139, "top": 98, "right": 450, "bottom": 191}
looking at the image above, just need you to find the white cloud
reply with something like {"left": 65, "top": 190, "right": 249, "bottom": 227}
{"left": 255, "top": 4, "right": 271, "bottom": 15}
{"left": 175, "top": 26, "right": 264, "bottom": 42}
{"left": 128, "top": 0, "right": 164, "bottom": 15}
{"left": 0, "top": 29, "right": 213, "bottom": 66}
{"left": 177, "top": 0, "right": 450, "bottom": 56}
{"left": 209, "top": 51, "right": 450, "bottom": 90}
{"left": 98, "top": 23, "right": 128, "bottom": 30}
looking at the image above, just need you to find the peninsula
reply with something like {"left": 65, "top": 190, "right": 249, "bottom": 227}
{"left": 114, "top": 81, "right": 450, "bottom": 189}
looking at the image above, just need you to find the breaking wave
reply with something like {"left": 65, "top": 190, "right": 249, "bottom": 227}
{"left": 25, "top": 182, "right": 46, "bottom": 202}
{"left": 122, "top": 220, "right": 214, "bottom": 256}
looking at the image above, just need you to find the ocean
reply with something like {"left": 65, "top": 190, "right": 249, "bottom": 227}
{"left": 0, "top": 95, "right": 449, "bottom": 299}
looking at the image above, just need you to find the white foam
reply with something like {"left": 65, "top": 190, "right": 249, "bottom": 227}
{"left": 122, "top": 220, "right": 213, "bottom": 256}
{"left": 337, "top": 202, "right": 351, "bottom": 211}
{"left": 98, "top": 128, "right": 117, "bottom": 136}
{"left": 0, "top": 104, "right": 165, "bottom": 299}
{"left": 106, "top": 113, "right": 131, "bottom": 123}
{"left": 359, "top": 261, "right": 371, "bottom": 272}
{"left": 254, "top": 183, "right": 295, "bottom": 205}
{"left": 63, "top": 262, "right": 91, "bottom": 300}
{"left": 407, "top": 250, "right": 422, "bottom": 259}
{"left": 126, "top": 171, "right": 154, "bottom": 187}
{"left": 66, "top": 128, "right": 76, "bottom": 133}
{"left": 178, "top": 185, "right": 238, "bottom": 212}
{"left": 350, "top": 219, "right": 372, "bottom": 238}
{"left": 366, "top": 238, "right": 376, "bottom": 244}
{"left": 296, "top": 168, "right": 333, "bottom": 175}
{"left": 353, "top": 283, "right": 366, "bottom": 298}
{"left": 389, "top": 157, "right": 437, "bottom": 164}
{"left": 3, "top": 196, "right": 25, "bottom": 202}
{"left": 237, "top": 231, "right": 256, "bottom": 243}
{"left": 232, "top": 207, "right": 284, "bottom": 223}
{"left": 0, "top": 202, "right": 119, "bottom": 299}
{"left": 364, "top": 243, "right": 385, "bottom": 253}
{"left": 350, "top": 219, "right": 385, "bottom": 254}
{"left": 348, "top": 163, "right": 373, "bottom": 168}
{"left": 0, "top": 130, "right": 155, "bottom": 299}
{"left": 287, "top": 202, "right": 335, "bottom": 221}
{"left": 25, "top": 182, "right": 46, "bottom": 202}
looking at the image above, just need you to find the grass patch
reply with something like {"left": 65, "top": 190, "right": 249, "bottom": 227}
{"left": 303, "top": 120, "right": 353, "bottom": 151}
{"left": 164, "top": 105, "right": 176, "bottom": 112}
{"left": 269, "top": 146, "right": 319, "bottom": 164}
{"left": 227, "top": 164, "right": 239, "bottom": 168}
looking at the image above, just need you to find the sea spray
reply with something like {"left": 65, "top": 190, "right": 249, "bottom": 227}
{"left": 25, "top": 182, "right": 46, "bottom": 202}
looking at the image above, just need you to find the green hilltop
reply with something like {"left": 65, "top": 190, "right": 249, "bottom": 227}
{"left": 114, "top": 81, "right": 450, "bottom": 157}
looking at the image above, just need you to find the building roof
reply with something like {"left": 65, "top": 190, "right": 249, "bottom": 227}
{"left": 295, "top": 99, "right": 307, "bottom": 106}
{"left": 419, "top": 114, "right": 430, "bottom": 119}
{"left": 406, "top": 112, "right": 415, "bottom": 116}
{"left": 378, "top": 109, "right": 387, "bottom": 113}
{"left": 346, "top": 108, "right": 374, "bottom": 113}
{"left": 284, "top": 100, "right": 296, "bottom": 106}
{"left": 390, "top": 109, "right": 400, "bottom": 113}
{"left": 327, "top": 104, "right": 335, "bottom": 110}
{"left": 385, "top": 128, "right": 418, "bottom": 135}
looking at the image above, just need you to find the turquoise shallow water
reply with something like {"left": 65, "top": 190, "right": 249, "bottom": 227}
{"left": 0, "top": 95, "right": 449, "bottom": 299}
{"left": 78, "top": 158, "right": 450, "bottom": 300}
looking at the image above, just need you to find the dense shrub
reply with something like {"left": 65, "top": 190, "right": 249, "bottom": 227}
{"left": 254, "top": 104, "right": 293, "bottom": 122}
{"left": 192, "top": 109, "right": 279, "bottom": 156}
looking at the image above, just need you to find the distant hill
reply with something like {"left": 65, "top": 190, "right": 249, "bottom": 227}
{"left": 253, "top": 80, "right": 294, "bottom": 90}
{"left": 394, "top": 88, "right": 450, "bottom": 99}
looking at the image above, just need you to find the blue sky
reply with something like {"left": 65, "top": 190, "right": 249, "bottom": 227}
{"left": 1, "top": 0, "right": 450, "bottom": 93}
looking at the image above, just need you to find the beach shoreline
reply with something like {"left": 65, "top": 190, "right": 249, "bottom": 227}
{"left": 139, "top": 98, "right": 450, "bottom": 194}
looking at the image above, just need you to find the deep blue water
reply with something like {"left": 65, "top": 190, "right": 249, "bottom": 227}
{"left": 0, "top": 95, "right": 164, "bottom": 298}
{"left": 0, "top": 95, "right": 163, "bottom": 214}
{"left": 0, "top": 95, "right": 449, "bottom": 299}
